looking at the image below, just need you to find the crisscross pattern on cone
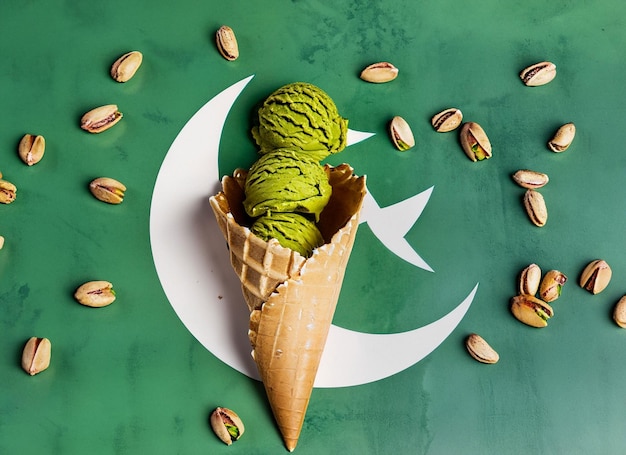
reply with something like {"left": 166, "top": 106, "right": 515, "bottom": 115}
{"left": 221, "top": 210, "right": 306, "bottom": 312}
{"left": 209, "top": 164, "right": 366, "bottom": 451}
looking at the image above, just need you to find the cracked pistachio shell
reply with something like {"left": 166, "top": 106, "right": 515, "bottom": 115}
{"left": 520, "top": 61, "right": 557, "bottom": 86}
{"left": 80, "top": 104, "right": 123, "bottom": 133}
{"left": 613, "top": 296, "right": 626, "bottom": 328}
{"left": 459, "top": 122, "right": 492, "bottom": 161}
{"left": 523, "top": 189, "right": 547, "bottom": 227}
{"left": 510, "top": 295, "right": 554, "bottom": 328}
{"left": 74, "top": 280, "right": 116, "bottom": 307}
{"left": 465, "top": 333, "right": 499, "bottom": 364}
{"left": 89, "top": 177, "right": 126, "bottom": 204}
{"left": 431, "top": 108, "right": 463, "bottom": 132}
{"left": 519, "top": 263, "right": 542, "bottom": 296}
{"left": 0, "top": 179, "right": 17, "bottom": 204}
{"left": 21, "top": 337, "right": 51, "bottom": 376}
{"left": 389, "top": 116, "right": 415, "bottom": 151}
{"left": 539, "top": 270, "right": 567, "bottom": 302}
{"left": 579, "top": 259, "right": 612, "bottom": 294}
{"left": 210, "top": 407, "right": 245, "bottom": 445}
{"left": 216, "top": 25, "right": 239, "bottom": 61}
{"left": 548, "top": 122, "right": 576, "bottom": 152}
{"left": 512, "top": 169, "right": 549, "bottom": 189}
{"left": 0, "top": 235, "right": 5, "bottom": 250}
{"left": 18, "top": 134, "right": 45, "bottom": 166}
{"left": 360, "top": 62, "right": 399, "bottom": 83}
{"left": 110, "top": 51, "right": 143, "bottom": 82}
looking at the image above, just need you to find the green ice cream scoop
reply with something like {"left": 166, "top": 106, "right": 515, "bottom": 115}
{"left": 243, "top": 149, "right": 332, "bottom": 220}
{"left": 251, "top": 82, "right": 348, "bottom": 160}
{"left": 250, "top": 212, "right": 324, "bottom": 257}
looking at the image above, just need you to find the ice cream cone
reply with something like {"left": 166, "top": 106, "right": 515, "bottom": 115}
{"left": 209, "top": 164, "right": 366, "bottom": 451}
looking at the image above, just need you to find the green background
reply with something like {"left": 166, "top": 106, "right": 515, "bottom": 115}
{"left": 2, "top": 0, "right": 626, "bottom": 453}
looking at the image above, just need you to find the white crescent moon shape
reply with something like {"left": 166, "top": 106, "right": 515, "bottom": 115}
{"left": 317, "top": 284, "right": 477, "bottom": 387}
{"left": 150, "top": 75, "right": 476, "bottom": 388}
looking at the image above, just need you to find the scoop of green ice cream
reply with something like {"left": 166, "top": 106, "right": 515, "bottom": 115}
{"left": 251, "top": 82, "right": 348, "bottom": 160}
{"left": 250, "top": 212, "right": 324, "bottom": 257}
{"left": 243, "top": 149, "right": 331, "bottom": 220}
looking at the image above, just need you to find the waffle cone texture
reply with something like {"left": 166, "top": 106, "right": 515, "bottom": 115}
{"left": 209, "top": 164, "right": 366, "bottom": 451}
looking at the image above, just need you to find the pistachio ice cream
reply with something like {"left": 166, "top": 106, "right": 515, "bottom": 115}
{"left": 251, "top": 82, "right": 348, "bottom": 160}
{"left": 250, "top": 212, "right": 324, "bottom": 257}
{"left": 243, "top": 149, "right": 332, "bottom": 220}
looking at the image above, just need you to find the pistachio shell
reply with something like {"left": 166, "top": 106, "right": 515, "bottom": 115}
{"left": 89, "top": 177, "right": 126, "bottom": 204}
{"left": 389, "top": 116, "right": 415, "bottom": 151}
{"left": 210, "top": 407, "right": 245, "bottom": 445}
{"left": 431, "top": 108, "right": 463, "bottom": 132}
{"left": 18, "top": 134, "right": 45, "bottom": 166}
{"left": 0, "top": 179, "right": 17, "bottom": 204}
{"left": 579, "top": 259, "right": 612, "bottom": 294}
{"left": 519, "top": 263, "right": 542, "bottom": 296}
{"left": 520, "top": 61, "right": 557, "bottom": 86}
{"left": 465, "top": 333, "right": 499, "bottom": 364}
{"left": 360, "top": 62, "right": 398, "bottom": 83}
{"left": 548, "top": 122, "right": 576, "bottom": 152}
{"left": 80, "top": 104, "right": 123, "bottom": 133}
{"left": 216, "top": 26, "right": 239, "bottom": 61}
{"left": 21, "top": 337, "right": 51, "bottom": 375}
{"left": 613, "top": 296, "right": 626, "bottom": 328}
{"left": 459, "top": 122, "right": 492, "bottom": 161}
{"left": 539, "top": 270, "right": 567, "bottom": 302}
{"left": 512, "top": 169, "right": 549, "bottom": 189}
{"left": 74, "top": 281, "right": 116, "bottom": 307}
{"left": 523, "top": 189, "right": 547, "bottom": 227}
{"left": 510, "top": 295, "right": 554, "bottom": 327}
{"left": 110, "top": 51, "right": 143, "bottom": 82}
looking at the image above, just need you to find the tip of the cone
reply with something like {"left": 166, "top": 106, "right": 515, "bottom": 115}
{"left": 285, "top": 439, "right": 298, "bottom": 452}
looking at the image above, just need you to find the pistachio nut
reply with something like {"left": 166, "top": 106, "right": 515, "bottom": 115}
{"left": 431, "top": 108, "right": 463, "bottom": 132}
{"left": 89, "top": 177, "right": 126, "bottom": 204}
{"left": 0, "top": 179, "right": 17, "bottom": 204}
{"left": 548, "top": 122, "right": 576, "bottom": 152}
{"left": 216, "top": 25, "right": 239, "bottom": 61}
{"left": 613, "top": 296, "right": 626, "bottom": 328}
{"left": 0, "top": 235, "right": 5, "bottom": 250}
{"left": 510, "top": 295, "right": 554, "bottom": 328}
{"left": 110, "top": 51, "right": 143, "bottom": 82}
{"left": 80, "top": 104, "right": 123, "bottom": 133}
{"left": 389, "top": 116, "right": 415, "bottom": 151}
{"left": 512, "top": 169, "right": 549, "bottom": 189}
{"left": 579, "top": 259, "right": 612, "bottom": 294}
{"left": 459, "top": 122, "right": 492, "bottom": 161}
{"left": 18, "top": 134, "right": 45, "bottom": 166}
{"left": 519, "top": 263, "right": 542, "bottom": 296}
{"left": 523, "top": 189, "right": 547, "bottom": 227}
{"left": 519, "top": 61, "right": 557, "bottom": 86}
{"left": 359, "top": 62, "right": 399, "bottom": 83}
{"left": 210, "top": 407, "right": 245, "bottom": 445}
{"left": 539, "top": 270, "right": 567, "bottom": 302}
{"left": 21, "top": 337, "right": 51, "bottom": 376}
{"left": 465, "top": 333, "right": 499, "bottom": 364}
{"left": 74, "top": 281, "right": 116, "bottom": 307}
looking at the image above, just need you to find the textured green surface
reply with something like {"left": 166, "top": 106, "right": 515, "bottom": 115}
{"left": 2, "top": 0, "right": 626, "bottom": 453}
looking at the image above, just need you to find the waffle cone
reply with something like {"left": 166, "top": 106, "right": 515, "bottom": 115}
{"left": 209, "top": 164, "right": 366, "bottom": 451}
